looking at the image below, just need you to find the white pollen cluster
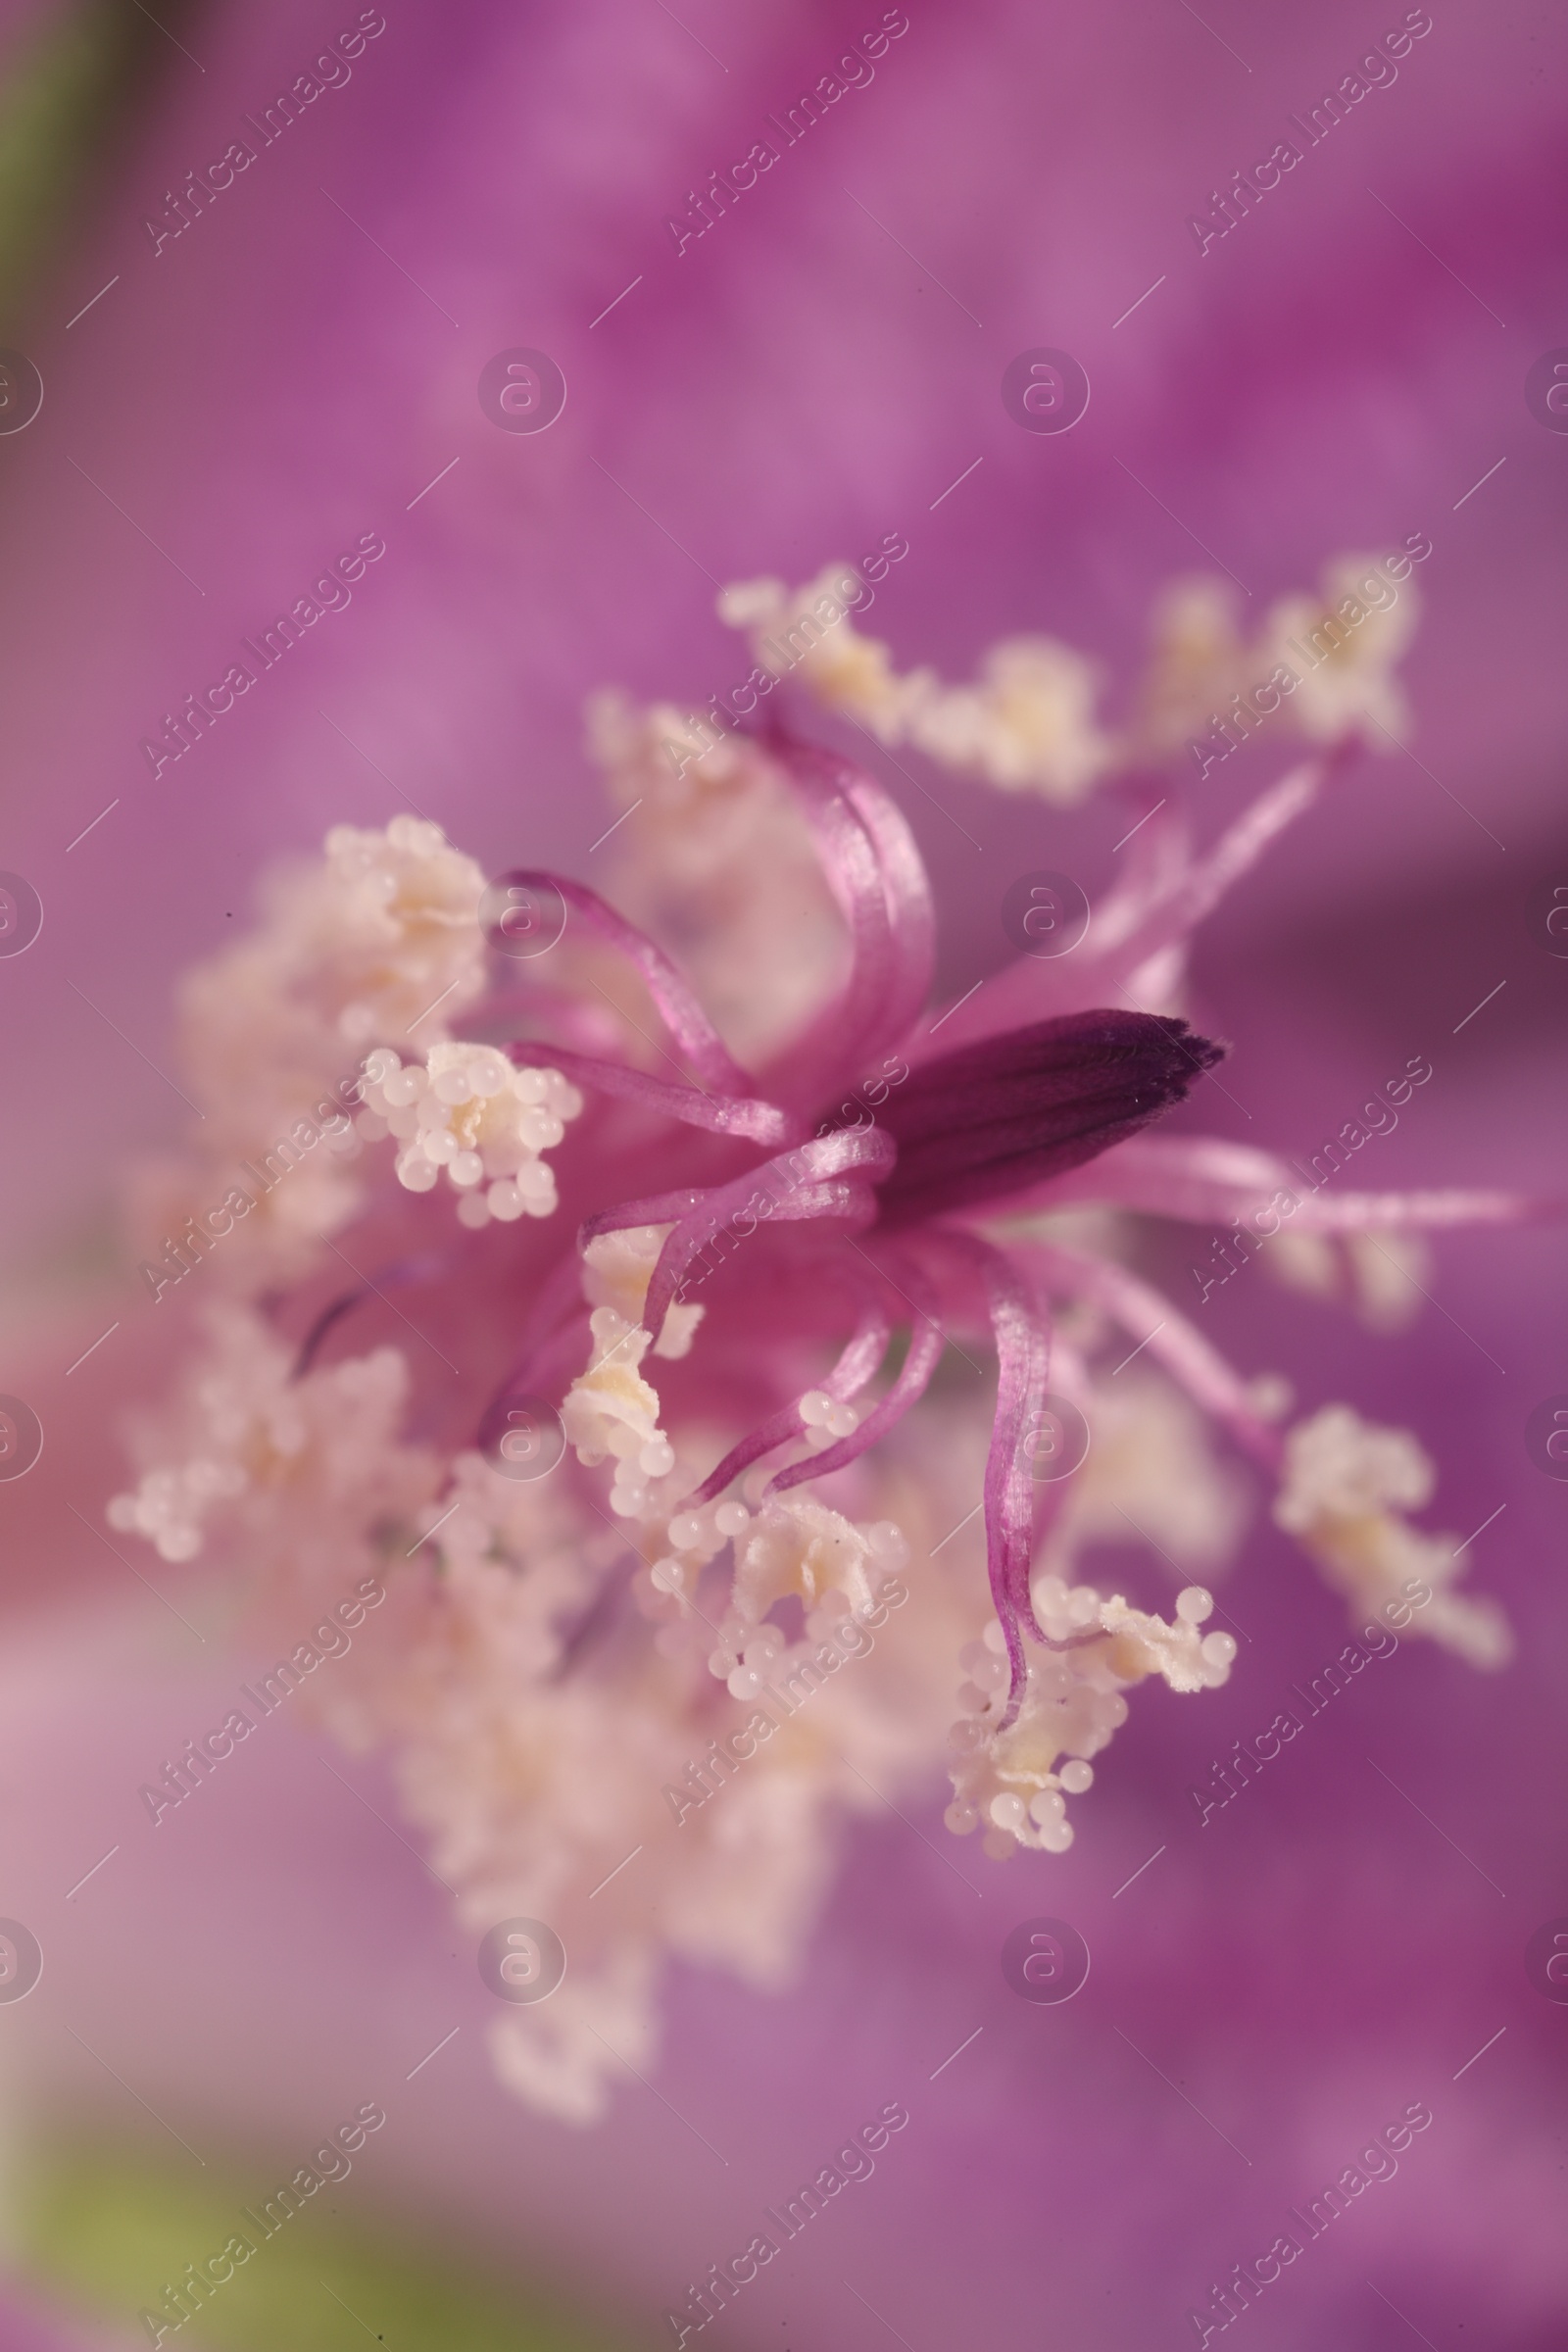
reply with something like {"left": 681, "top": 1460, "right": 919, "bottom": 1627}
{"left": 279, "top": 813, "right": 490, "bottom": 1053}
{"left": 798, "top": 1387, "right": 861, "bottom": 1443}
{"left": 355, "top": 1043, "right": 582, "bottom": 1227}
{"left": 563, "top": 1309, "right": 677, "bottom": 1519}
{"left": 106, "top": 1305, "right": 427, "bottom": 1567}
{"left": 648, "top": 1493, "right": 911, "bottom": 1703}
{"left": 107, "top": 1454, "right": 248, "bottom": 1564}
{"left": 581, "top": 1226, "right": 705, "bottom": 1362}
{"left": 729, "top": 1493, "right": 902, "bottom": 1624}
{"left": 719, "top": 564, "right": 1111, "bottom": 804}
{"left": 1131, "top": 554, "right": 1421, "bottom": 765}
{"left": 561, "top": 1227, "right": 710, "bottom": 1523}
{"left": 1274, "top": 1403, "right": 1510, "bottom": 1668}
{"left": 138, "top": 814, "right": 492, "bottom": 1288}
{"left": 714, "top": 551, "right": 1422, "bottom": 809}
{"left": 946, "top": 1580, "right": 1235, "bottom": 1858}
{"left": 1276, "top": 1406, "right": 1426, "bottom": 1528}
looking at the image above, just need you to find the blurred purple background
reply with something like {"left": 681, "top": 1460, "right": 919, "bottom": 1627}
{"left": 0, "top": 1, "right": 1563, "bottom": 2345}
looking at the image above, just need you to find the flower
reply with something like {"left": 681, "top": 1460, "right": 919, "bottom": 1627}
{"left": 1257, "top": 554, "right": 1422, "bottom": 745}
{"left": 0, "top": 10, "right": 1554, "bottom": 2348}
{"left": 718, "top": 564, "right": 1111, "bottom": 801}
{"left": 102, "top": 565, "right": 1544, "bottom": 2128}
{"left": 358, "top": 1042, "right": 583, "bottom": 1227}
{"left": 1274, "top": 1402, "right": 1510, "bottom": 1669}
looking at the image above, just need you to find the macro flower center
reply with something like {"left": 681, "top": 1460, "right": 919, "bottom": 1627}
{"left": 98, "top": 553, "right": 1526, "bottom": 2134}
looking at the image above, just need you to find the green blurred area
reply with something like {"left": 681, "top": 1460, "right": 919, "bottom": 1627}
{"left": 20, "top": 2139, "right": 636, "bottom": 2352}
{"left": 0, "top": 0, "right": 206, "bottom": 334}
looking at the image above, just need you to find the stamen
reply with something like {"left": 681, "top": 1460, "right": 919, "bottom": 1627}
{"left": 757, "top": 731, "right": 935, "bottom": 1109}
{"left": 683, "top": 1297, "right": 890, "bottom": 1505}
{"left": 487, "top": 869, "right": 757, "bottom": 1096}
{"left": 508, "top": 1041, "right": 799, "bottom": 1146}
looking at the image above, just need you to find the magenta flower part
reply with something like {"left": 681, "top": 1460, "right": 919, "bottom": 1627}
{"left": 866, "top": 1008, "right": 1223, "bottom": 1225}
{"left": 100, "top": 556, "right": 1544, "bottom": 2131}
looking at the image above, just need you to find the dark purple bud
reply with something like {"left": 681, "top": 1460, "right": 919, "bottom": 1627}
{"left": 854, "top": 1010, "right": 1224, "bottom": 1226}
